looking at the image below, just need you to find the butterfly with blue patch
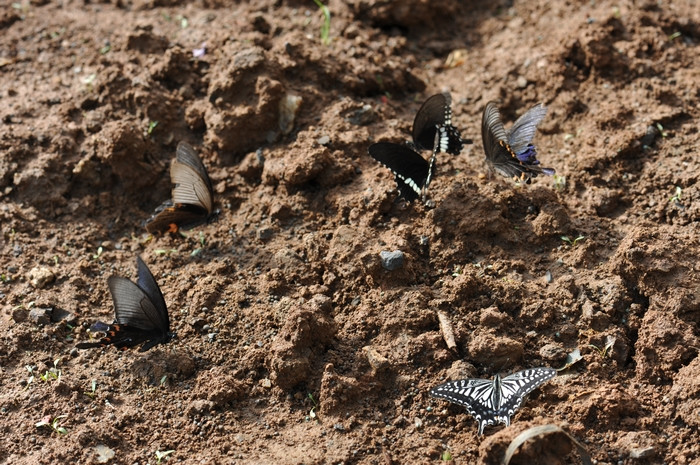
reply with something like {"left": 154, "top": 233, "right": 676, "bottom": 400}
{"left": 481, "top": 102, "right": 555, "bottom": 183}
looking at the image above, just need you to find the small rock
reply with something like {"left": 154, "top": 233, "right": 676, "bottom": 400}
{"left": 261, "top": 378, "right": 272, "bottom": 388}
{"left": 630, "top": 447, "right": 655, "bottom": 459}
{"left": 94, "top": 444, "right": 115, "bottom": 464}
{"left": 380, "top": 250, "right": 404, "bottom": 271}
{"left": 516, "top": 76, "right": 528, "bottom": 88}
{"left": 257, "top": 226, "right": 274, "bottom": 241}
{"left": 317, "top": 135, "right": 331, "bottom": 146}
{"left": 28, "top": 308, "right": 51, "bottom": 326}
{"left": 347, "top": 104, "right": 376, "bottom": 126}
{"left": 28, "top": 266, "right": 55, "bottom": 288}
{"left": 11, "top": 307, "right": 27, "bottom": 323}
{"left": 363, "top": 346, "right": 389, "bottom": 371}
{"left": 51, "top": 307, "right": 77, "bottom": 325}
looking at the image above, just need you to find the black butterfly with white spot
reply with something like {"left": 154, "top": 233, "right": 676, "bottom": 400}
{"left": 369, "top": 93, "right": 470, "bottom": 202}
{"left": 430, "top": 367, "right": 556, "bottom": 435}
{"left": 76, "top": 257, "right": 174, "bottom": 352}
{"left": 482, "top": 101, "right": 555, "bottom": 183}
{"left": 369, "top": 136, "right": 439, "bottom": 202}
{"left": 412, "top": 92, "right": 471, "bottom": 155}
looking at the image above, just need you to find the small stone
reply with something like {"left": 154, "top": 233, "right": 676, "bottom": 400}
{"left": 95, "top": 444, "right": 115, "bottom": 464}
{"left": 630, "top": 447, "right": 655, "bottom": 459}
{"left": 28, "top": 308, "right": 51, "bottom": 326}
{"left": 257, "top": 226, "right": 274, "bottom": 241}
{"left": 261, "top": 378, "right": 272, "bottom": 388}
{"left": 363, "top": 346, "right": 389, "bottom": 371}
{"left": 51, "top": 307, "right": 77, "bottom": 325}
{"left": 380, "top": 250, "right": 404, "bottom": 271}
{"left": 347, "top": 104, "right": 376, "bottom": 126}
{"left": 28, "top": 266, "right": 55, "bottom": 288}
{"left": 11, "top": 307, "right": 27, "bottom": 323}
{"left": 516, "top": 76, "right": 528, "bottom": 88}
{"left": 317, "top": 135, "right": 331, "bottom": 146}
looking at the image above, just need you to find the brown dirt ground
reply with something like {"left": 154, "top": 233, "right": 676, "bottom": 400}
{"left": 1, "top": 0, "right": 699, "bottom": 464}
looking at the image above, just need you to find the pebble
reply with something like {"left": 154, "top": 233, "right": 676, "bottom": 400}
{"left": 28, "top": 266, "right": 55, "bottom": 288}
{"left": 380, "top": 250, "right": 404, "bottom": 271}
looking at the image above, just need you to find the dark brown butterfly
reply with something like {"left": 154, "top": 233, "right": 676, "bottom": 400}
{"left": 481, "top": 102, "right": 555, "bottom": 183}
{"left": 145, "top": 142, "right": 216, "bottom": 234}
{"left": 412, "top": 92, "right": 471, "bottom": 155}
{"left": 76, "top": 257, "right": 173, "bottom": 352}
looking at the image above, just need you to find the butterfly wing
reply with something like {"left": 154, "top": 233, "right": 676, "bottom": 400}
{"left": 482, "top": 101, "right": 508, "bottom": 161}
{"left": 507, "top": 103, "right": 547, "bottom": 156}
{"left": 496, "top": 367, "right": 557, "bottom": 424}
{"left": 430, "top": 378, "right": 500, "bottom": 435}
{"left": 413, "top": 93, "right": 463, "bottom": 155}
{"left": 135, "top": 256, "right": 169, "bottom": 333}
{"left": 145, "top": 202, "right": 212, "bottom": 234}
{"left": 369, "top": 142, "right": 432, "bottom": 202}
{"left": 170, "top": 141, "right": 214, "bottom": 214}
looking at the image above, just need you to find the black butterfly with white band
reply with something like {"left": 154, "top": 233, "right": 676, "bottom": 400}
{"left": 369, "top": 92, "right": 471, "bottom": 202}
{"left": 430, "top": 367, "right": 556, "bottom": 435}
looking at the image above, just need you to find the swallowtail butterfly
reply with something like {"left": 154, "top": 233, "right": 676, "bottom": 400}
{"left": 481, "top": 102, "right": 555, "bottom": 183}
{"left": 76, "top": 257, "right": 174, "bottom": 352}
{"left": 146, "top": 141, "right": 217, "bottom": 234}
{"left": 430, "top": 367, "right": 556, "bottom": 435}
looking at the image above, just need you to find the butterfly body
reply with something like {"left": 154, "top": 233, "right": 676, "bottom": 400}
{"left": 76, "top": 257, "right": 174, "bottom": 352}
{"left": 481, "top": 102, "right": 555, "bottom": 183}
{"left": 146, "top": 141, "right": 216, "bottom": 234}
{"left": 430, "top": 367, "right": 556, "bottom": 435}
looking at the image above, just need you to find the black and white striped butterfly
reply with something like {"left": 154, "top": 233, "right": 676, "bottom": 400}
{"left": 146, "top": 141, "right": 217, "bottom": 234}
{"left": 481, "top": 102, "right": 555, "bottom": 183}
{"left": 412, "top": 92, "right": 470, "bottom": 155}
{"left": 76, "top": 257, "right": 174, "bottom": 352}
{"left": 430, "top": 367, "right": 556, "bottom": 435}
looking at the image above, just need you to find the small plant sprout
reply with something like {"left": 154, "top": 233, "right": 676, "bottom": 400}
{"left": 155, "top": 450, "right": 175, "bottom": 464}
{"left": 147, "top": 120, "right": 159, "bottom": 136}
{"left": 36, "top": 414, "right": 68, "bottom": 435}
{"left": 40, "top": 359, "right": 62, "bottom": 383}
{"left": 92, "top": 246, "right": 103, "bottom": 260}
{"left": 306, "top": 393, "right": 319, "bottom": 421}
{"left": 669, "top": 186, "right": 682, "bottom": 205}
{"left": 552, "top": 174, "right": 566, "bottom": 190}
{"left": 441, "top": 450, "right": 453, "bottom": 461}
{"left": 154, "top": 249, "right": 178, "bottom": 256}
{"left": 589, "top": 336, "right": 616, "bottom": 358}
{"left": 160, "top": 375, "right": 168, "bottom": 387}
{"left": 26, "top": 365, "right": 36, "bottom": 388}
{"left": 451, "top": 265, "right": 462, "bottom": 277}
{"left": 655, "top": 123, "right": 668, "bottom": 138}
{"left": 84, "top": 379, "right": 97, "bottom": 399}
{"left": 561, "top": 235, "right": 585, "bottom": 247}
{"left": 312, "top": 0, "right": 331, "bottom": 45}
{"left": 668, "top": 31, "right": 682, "bottom": 41}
